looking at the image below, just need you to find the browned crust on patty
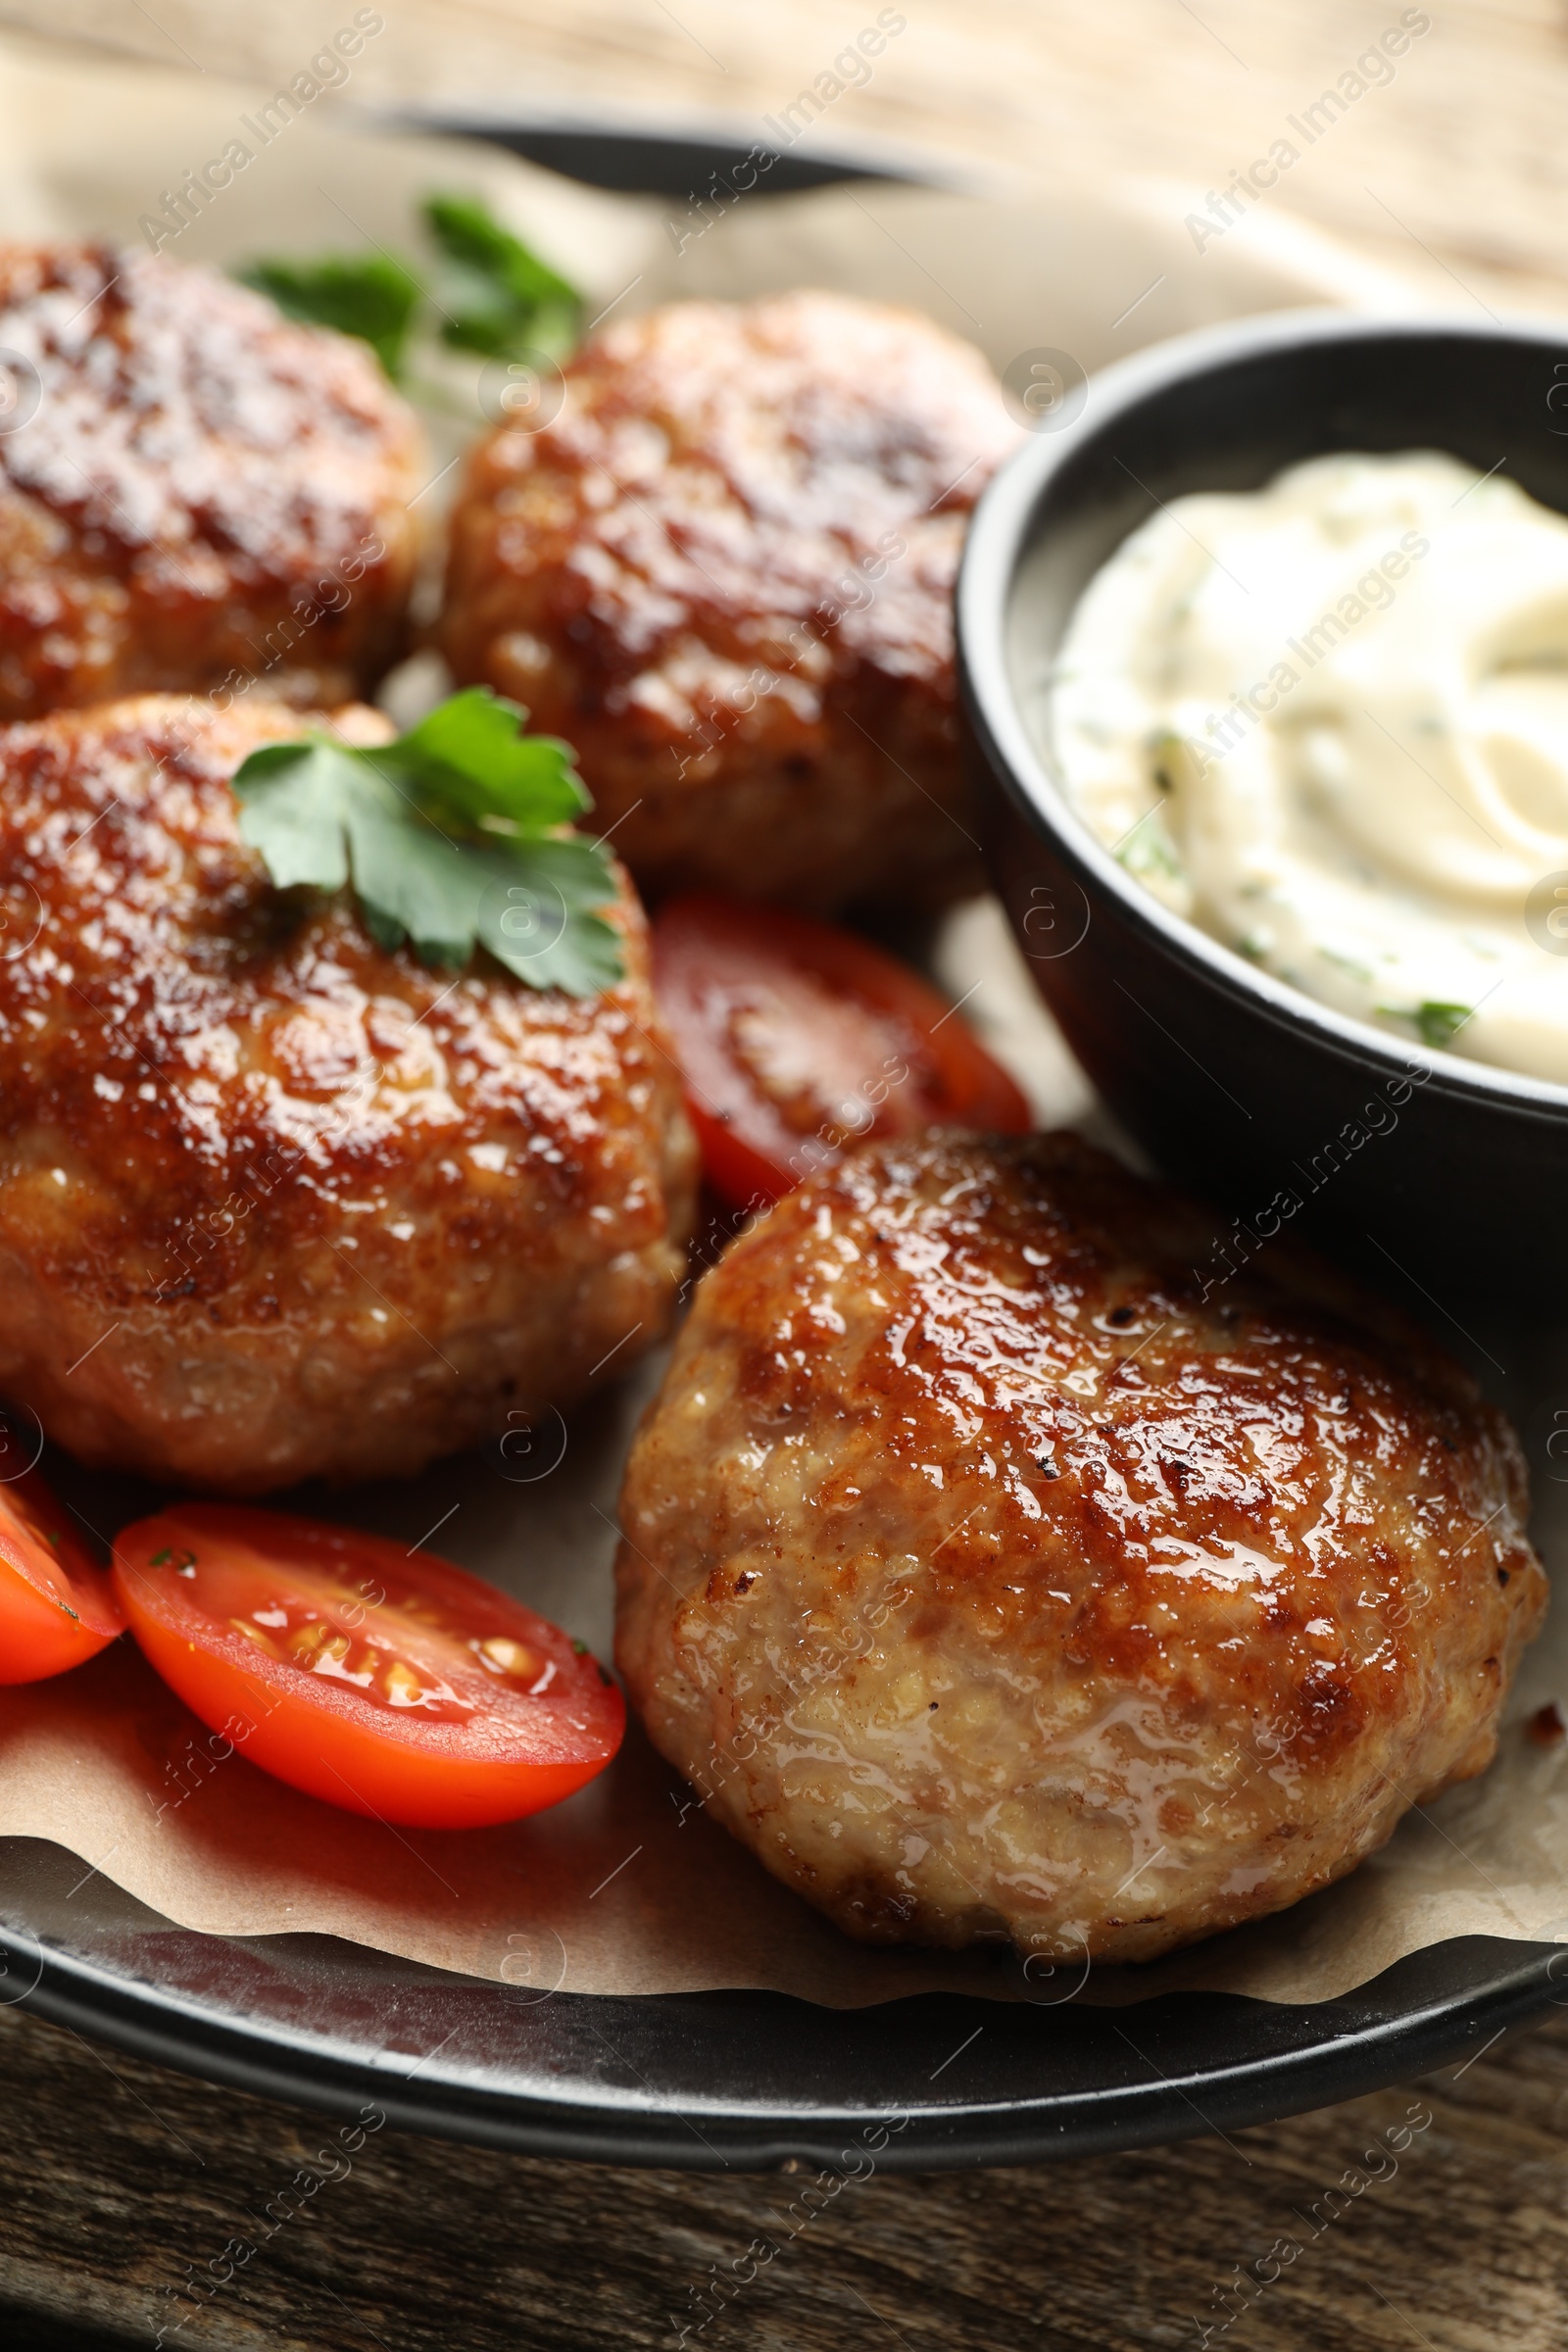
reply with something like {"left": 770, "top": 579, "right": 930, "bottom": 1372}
{"left": 615, "top": 1131, "right": 1544, "bottom": 1961}
{"left": 0, "top": 244, "right": 423, "bottom": 717}
{"left": 0, "top": 694, "right": 696, "bottom": 1492}
{"left": 440, "top": 292, "right": 1018, "bottom": 910}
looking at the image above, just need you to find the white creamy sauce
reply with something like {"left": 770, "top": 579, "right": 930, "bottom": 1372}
{"left": 1047, "top": 450, "right": 1568, "bottom": 1083}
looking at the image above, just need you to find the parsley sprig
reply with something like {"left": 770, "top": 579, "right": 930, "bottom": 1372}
{"left": 232, "top": 690, "right": 622, "bottom": 998}
{"left": 424, "top": 193, "right": 580, "bottom": 360}
{"left": 238, "top": 252, "right": 420, "bottom": 377}
{"left": 239, "top": 192, "right": 583, "bottom": 383}
{"left": 1414, "top": 1000, "right": 1473, "bottom": 1052}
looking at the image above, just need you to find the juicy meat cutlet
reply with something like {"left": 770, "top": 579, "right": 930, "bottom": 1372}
{"left": 0, "top": 695, "right": 696, "bottom": 1493}
{"left": 440, "top": 292, "right": 1018, "bottom": 911}
{"left": 615, "top": 1132, "right": 1545, "bottom": 1964}
{"left": 0, "top": 244, "right": 423, "bottom": 718}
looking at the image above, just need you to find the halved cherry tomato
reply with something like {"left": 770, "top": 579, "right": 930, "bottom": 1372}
{"left": 0, "top": 1464, "right": 122, "bottom": 1683}
{"left": 111, "top": 1505, "right": 624, "bottom": 1830}
{"left": 652, "top": 894, "right": 1032, "bottom": 1209}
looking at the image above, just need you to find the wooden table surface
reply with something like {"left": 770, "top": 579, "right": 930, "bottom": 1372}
{"left": 5, "top": 1986, "right": 1568, "bottom": 2351}
{"left": 13, "top": 0, "right": 1568, "bottom": 310}
{"left": 0, "top": 3, "right": 1567, "bottom": 2346}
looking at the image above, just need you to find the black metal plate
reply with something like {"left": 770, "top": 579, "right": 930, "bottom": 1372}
{"left": 388, "top": 113, "right": 910, "bottom": 197}
{"left": 4, "top": 1838, "right": 1563, "bottom": 2169}
{"left": 7, "top": 116, "right": 1565, "bottom": 2176}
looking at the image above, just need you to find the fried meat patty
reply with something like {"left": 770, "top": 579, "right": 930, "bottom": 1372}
{"left": 440, "top": 293, "right": 1016, "bottom": 910}
{"left": 615, "top": 1133, "right": 1545, "bottom": 1963}
{"left": 0, "top": 696, "right": 695, "bottom": 1493}
{"left": 0, "top": 245, "right": 422, "bottom": 718}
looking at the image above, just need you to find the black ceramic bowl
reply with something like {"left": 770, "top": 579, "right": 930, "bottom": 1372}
{"left": 958, "top": 310, "right": 1568, "bottom": 1310}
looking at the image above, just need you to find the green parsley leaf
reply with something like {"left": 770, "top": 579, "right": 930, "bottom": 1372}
{"left": 238, "top": 254, "right": 421, "bottom": 377}
{"left": 380, "top": 690, "right": 590, "bottom": 835}
{"left": 238, "top": 193, "right": 583, "bottom": 389}
{"left": 423, "top": 192, "right": 582, "bottom": 359}
{"left": 1413, "top": 1000, "right": 1473, "bottom": 1051}
{"left": 1115, "top": 812, "right": 1183, "bottom": 882}
{"left": 232, "top": 689, "right": 622, "bottom": 999}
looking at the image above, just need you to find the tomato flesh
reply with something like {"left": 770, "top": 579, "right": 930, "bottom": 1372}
{"left": 652, "top": 894, "right": 1032, "bottom": 1209}
{"left": 111, "top": 1505, "right": 624, "bottom": 1829}
{"left": 0, "top": 1464, "right": 122, "bottom": 1684}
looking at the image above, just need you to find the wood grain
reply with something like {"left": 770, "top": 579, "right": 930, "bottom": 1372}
{"left": 14, "top": 0, "right": 1568, "bottom": 308}
{"left": 3, "top": 1991, "right": 1568, "bottom": 2350}
{"left": 0, "top": 11, "right": 1564, "bottom": 2348}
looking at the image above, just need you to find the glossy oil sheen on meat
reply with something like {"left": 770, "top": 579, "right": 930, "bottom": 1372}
{"left": 0, "top": 245, "right": 422, "bottom": 715}
{"left": 615, "top": 1133, "right": 1545, "bottom": 1963}
{"left": 0, "top": 695, "right": 696, "bottom": 1492}
{"left": 441, "top": 292, "right": 1018, "bottom": 911}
